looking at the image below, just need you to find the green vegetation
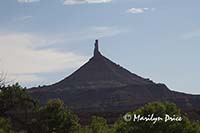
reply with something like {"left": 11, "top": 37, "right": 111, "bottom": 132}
{"left": 0, "top": 83, "right": 37, "bottom": 132}
{"left": 35, "top": 99, "right": 79, "bottom": 133}
{"left": 0, "top": 117, "right": 10, "bottom": 133}
{"left": 0, "top": 83, "right": 200, "bottom": 133}
{"left": 80, "top": 116, "right": 114, "bottom": 133}
{"left": 113, "top": 102, "right": 200, "bottom": 133}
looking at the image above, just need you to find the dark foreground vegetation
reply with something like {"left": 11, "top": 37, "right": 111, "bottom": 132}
{"left": 0, "top": 83, "right": 200, "bottom": 133}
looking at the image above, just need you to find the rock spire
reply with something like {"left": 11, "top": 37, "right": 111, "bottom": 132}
{"left": 94, "top": 39, "right": 101, "bottom": 57}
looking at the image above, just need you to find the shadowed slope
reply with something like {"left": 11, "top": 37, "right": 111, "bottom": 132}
{"left": 29, "top": 40, "right": 200, "bottom": 123}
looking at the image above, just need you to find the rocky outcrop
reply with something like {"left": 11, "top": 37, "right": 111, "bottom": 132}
{"left": 29, "top": 40, "right": 200, "bottom": 123}
{"left": 94, "top": 39, "right": 101, "bottom": 57}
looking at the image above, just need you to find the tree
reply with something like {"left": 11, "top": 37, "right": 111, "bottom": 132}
{"left": 0, "top": 83, "right": 38, "bottom": 131}
{"left": 0, "top": 72, "right": 7, "bottom": 89}
{"left": 191, "top": 121, "right": 200, "bottom": 133}
{"left": 79, "top": 116, "right": 113, "bottom": 133}
{"left": 35, "top": 99, "right": 79, "bottom": 133}
{"left": 89, "top": 116, "right": 111, "bottom": 133}
{"left": 113, "top": 101, "right": 200, "bottom": 133}
{"left": 0, "top": 117, "right": 10, "bottom": 133}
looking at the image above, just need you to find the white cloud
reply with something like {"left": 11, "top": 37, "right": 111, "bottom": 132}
{"left": 15, "top": 16, "right": 33, "bottom": 22}
{"left": 63, "top": 0, "right": 112, "bottom": 5}
{"left": 17, "top": 0, "right": 40, "bottom": 3}
{"left": 126, "top": 8, "right": 155, "bottom": 14}
{"left": 0, "top": 33, "right": 88, "bottom": 84}
{"left": 16, "top": 0, "right": 112, "bottom": 5}
{"left": 0, "top": 26, "right": 123, "bottom": 85}
{"left": 181, "top": 30, "right": 200, "bottom": 40}
{"left": 8, "top": 74, "right": 43, "bottom": 83}
{"left": 0, "top": 33, "right": 46, "bottom": 47}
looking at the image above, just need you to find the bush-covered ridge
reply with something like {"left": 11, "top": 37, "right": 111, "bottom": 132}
{"left": 0, "top": 83, "right": 200, "bottom": 133}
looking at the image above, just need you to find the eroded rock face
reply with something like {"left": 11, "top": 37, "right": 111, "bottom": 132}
{"left": 29, "top": 40, "right": 200, "bottom": 121}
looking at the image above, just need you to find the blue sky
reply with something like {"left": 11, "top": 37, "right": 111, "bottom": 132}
{"left": 0, "top": 0, "right": 200, "bottom": 94}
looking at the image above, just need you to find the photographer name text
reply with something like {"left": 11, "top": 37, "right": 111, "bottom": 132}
{"left": 123, "top": 113, "right": 183, "bottom": 124}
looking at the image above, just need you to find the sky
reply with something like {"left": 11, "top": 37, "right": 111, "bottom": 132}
{"left": 0, "top": 0, "right": 200, "bottom": 94}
